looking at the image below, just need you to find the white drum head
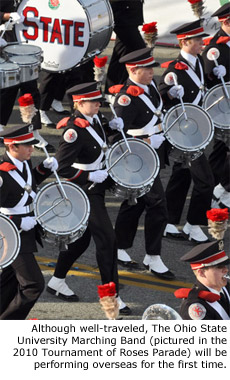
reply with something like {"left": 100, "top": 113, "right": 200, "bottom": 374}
{"left": 106, "top": 139, "right": 160, "bottom": 188}
{"left": 203, "top": 83, "right": 230, "bottom": 129}
{"left": 0, "top": 215, "right": 21, "bottom": 269}
{"left": 15, "top": 0, "right": 113, "bottom": 72}
{"left": 163, "top": 103, "right": 214, "bottom": 152}
{"left": 34, "top": 181, "right": 90, "bottom": 239}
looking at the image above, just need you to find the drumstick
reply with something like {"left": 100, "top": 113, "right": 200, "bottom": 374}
{"left": 164, "top": 72, "right": 188, "bottom": 121}
{"left": 109, "top": 104, "right": 132, "bottom": 153}
{"left": 0, "top": 18, "right": 12, "bottom": 38}
{"left": 207, "top": 48, "right": 229, "bottom": 100}
{"left": 33, "top": 131, "right": 68, "bottom": 200}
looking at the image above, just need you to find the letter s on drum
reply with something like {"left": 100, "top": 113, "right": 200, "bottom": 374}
{"left": 13, "top": 348, "right": 38, "bottom": 356}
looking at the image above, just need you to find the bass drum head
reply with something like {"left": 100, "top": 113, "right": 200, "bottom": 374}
{"left": 106, "top": 138, "right": 160, "bottom": 188}
{"left": 34, "top": 181, "right": 90, "bottom": 240}
{"left": 0, "top": 214, "right": 21, "bottom": 269}
{"left": 203, "top": 82, "right": 230, "bottom": 129}
{"left": 163, "top": 103, "right": 214, "bottom": 152}
{"left": 15, "top": 0, "right": 113, "bottom": 72}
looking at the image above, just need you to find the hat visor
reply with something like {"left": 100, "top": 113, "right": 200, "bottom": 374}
{"left": 20, "top": 138, "right": 40, "bottom": 145}
{"left": 87, "top": 96, "right": 106, "bottom": 102}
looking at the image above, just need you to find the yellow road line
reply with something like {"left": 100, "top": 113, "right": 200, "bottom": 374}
{"left": 37, "top": 255, "right": 193, "bottom": 292}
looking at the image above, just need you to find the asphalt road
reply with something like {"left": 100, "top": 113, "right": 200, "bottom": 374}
{"left": 1, "top": 42, "right": 229, "bottom": 320}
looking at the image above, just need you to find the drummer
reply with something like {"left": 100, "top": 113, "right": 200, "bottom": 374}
{"left": 108, "top": 47, "right": 175, "bottom": 280}
{"left": 0, "top": 124, "right": 58, "bottom": 319}
{"left": 202, "top": 2, "right": 230, "bottom": 212}
{"left": 46, "top": 82, "right": 131, "bottom": 315}
{"left": 158, "top": 19, "right": 215, "bottom": 243}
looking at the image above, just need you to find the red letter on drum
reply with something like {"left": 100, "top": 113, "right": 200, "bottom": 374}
{"left": 50, "top": 19, "right": 63, "bottom": 44}
{"left": 74, "top": 22, "right": 84, "bottom": 46}
{"left": 23, "top": 6, "right": 38, "bottom": 41}
{"left": 40, "top": 17, "right": 52, "bottom": 42}
{"left": 62, "top": 19, "right": 74, "bottom": 45}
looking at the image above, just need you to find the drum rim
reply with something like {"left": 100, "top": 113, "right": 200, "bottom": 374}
{"left": 34, "top": 181, "right": 90, "bottom": 235}
{"left": 203, "top": 82, "right": 230, "bottom": 129}
{"left": 163, "top": 103, "right": 214, "bottom": 152}
{"left": 0, "top": 214, "right": 21, "bottom": 269}
{"left": 106, "top": 138, "right": 160, "bottom": 188}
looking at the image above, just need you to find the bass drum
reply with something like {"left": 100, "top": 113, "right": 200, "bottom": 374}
{"left": 15, "top": 0, "right": 113, "bottom": 72}
{"left": 34, "top": 181, "right": 90, "bottom": 247}
{"left": 162, "top": 103, "right": 214, "bottom": 163}
{"left": 203, "top": 82, "right": 230, "bottom": 144}
{"left": 106, "top": 138, "right": 160, "bottom": 202}
{"left": 0, "top": 214, "right": 21, "bottom": 269}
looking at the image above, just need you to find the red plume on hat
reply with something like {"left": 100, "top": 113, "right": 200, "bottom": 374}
{"left": 206, "top": 208, "right": 229, "bottom": 240}
{"left": 93, "top": 55, "right": 108, "bottom": 82}
{"left": 187, "top": 0, "right": 205, "bottom": 19}
{"left": 18, "top": 93, "right": 37, "bottom": 124}
{"left": 97, "top": 282, "right": 119, "bottom": 320}
{"left": 142, "top": 22, "right": 158, "bottom": 48}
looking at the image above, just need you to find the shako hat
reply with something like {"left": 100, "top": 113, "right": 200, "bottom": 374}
{"left": 180, "top": 240, "right": 229, "bottom": 270}
{"left": 0, "top": 124, "right": 39, "bottom": 145}
{"left": 170, "top": 18, "right": 209, "bottom": 40}
{"left": 119, "top": 47, "right": 159, "bottom": 68}
{"left": 66, "top": 82, "right": 105, "bottom": 102}
{"left": 211, "top": 2, "right": 230, "bottom": 21}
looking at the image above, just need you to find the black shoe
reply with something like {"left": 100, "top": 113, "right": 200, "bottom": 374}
{"left": 52, "top": 108, "right": 70, "bottom": 115}
{"left": 163, "top": 231, "right": 185, "bottom": 240}
{"left": 117, "top": 259, "right": 139, "bottom": 269}
{"left": 150, "top": 269, "right": 175, "bottom": 281}
{"left": 35, "top": 143, "right": 55, "bottom": 153}
{"left": 46, "top": 286, "right": 79, "bottom": 302}
{"left": 119, "top": 306, "right": 132, "bottom": 315}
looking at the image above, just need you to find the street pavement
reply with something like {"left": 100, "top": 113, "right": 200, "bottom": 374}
{"left": 0, "top": 42, "right": 229, "bottom": 320}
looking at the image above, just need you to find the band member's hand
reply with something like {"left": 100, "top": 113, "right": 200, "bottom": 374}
{"left": 149, "top": 133, "right": 165, "bottom": 149}
{"left": 109, "top": 117, "right": 124, "bottom": 131}
{"left": 20, "top": 217, "right": 37, "bottom": 231}
{"left": 0, "top": 37, "right": 7, "bottom": 47}
{"left": 10, "top": 12, "right": 24, "bottom": 24}
{"left": 43, "top": 157, "right": 58, "bottom": 172}
{"left": 213, "top": 65, "right": 226, "bottom": 79}
{"left": 168, "top": 85, "right": 184, "bottom": 99}
{"left": 88, "top": 170, "right": 108, "bottom": 183}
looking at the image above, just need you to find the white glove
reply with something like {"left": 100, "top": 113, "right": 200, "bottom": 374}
{"left": 0, "top": 37, "right": 7, "bottom": 47}
{"left": 109, "top": 117, "right": 124, "bottom": 131}
{"left": 149, "top": 134, "right": 165, "bottom": 149}
{"left": 168, "top": 85, "right": 184, "bottom": 99}
{"left": 213, "top": 65, "right": 226, "bottom": 79}
{"left": 88, "top": 170, "right": 108, "bottom": 183}
{"left": 10, "top": 12, "right": 24, "bottom": 24}
{"left": 20, "top": 216, "right": 37, "bottom": 231}
{"left": 43, "top": 157, "right": 58, "bottom": 172}
{"left": 0, "top": 22, "right": 13, "bottom": 31}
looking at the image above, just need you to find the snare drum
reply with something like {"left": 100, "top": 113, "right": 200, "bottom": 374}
{"left": 34, "top": 181, "right": 90, "bottom": 247}
{"left": 9, "top": 55, "right": 40, "bottom": 82}
{"left": 203, "top": 82, "right": 230, "bottom": 144}
{"left": 3, "top": 43, "right": 43, "bottom": 63}
{"left": 163, "top": 103, "right": 214, "bottom": 162}
{"left": 106, "top": 138, "right": 160, "bottom": 200}
{"left": 0, "top": 61, "right": 20, "bottom": 89}
{"left": 15, "top": 0, "right": 113, "bottom": 72}
{"left": 0, "top": 214, "right": 21, "bottom": 269}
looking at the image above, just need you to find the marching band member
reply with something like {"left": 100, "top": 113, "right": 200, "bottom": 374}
{"left": 202, "top": 2, "right": 230, "bottom": 211}
{"left": 0, "top": 125, "right": 58, "bottom": 319}
{"left": 109, "top": 47, "right": 175, "bottom": 280}
{"left": 159, "top": 19, "right": 215, "bottom": 243}
{"left": 175, "top": 240, "right": 230, "bottom": 320}
{"left": 46, "top": 82, "right": 131, "bottom": 315}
